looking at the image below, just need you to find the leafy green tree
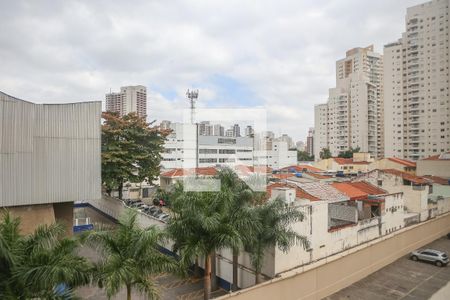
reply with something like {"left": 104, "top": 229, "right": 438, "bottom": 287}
{"left": 84, "top": 209, "right": 179, "bottom": 300}
{"left": 319, "top": 147, "right": 332, "bottom": 159}
{"left": 246, "top": 198, "right": 309, "bottom": 284}
{"left": 102, "top": 112, "right": 167, "bottom": 199}
{"left": 297, "top": 150, "right": 314, "bottom": 161}
{"left": 167, "top": 183, "right": 241, "bottom": 300}
{"left": 0, "top": 212, "right": 91, "bottom": 299}
{"left": 337, "top": 147, "right": 361, "bottom": 158}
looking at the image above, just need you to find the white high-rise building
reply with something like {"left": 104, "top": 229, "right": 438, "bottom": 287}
{"left": 384, "top": 0, "right": 450, "bottom": 160}
{"left": 314, "top": 46, "right": 384, "bottom": 159}
{"left": 105, "top": 85, "right": 147, "bottom": 118}
{"left": 277, "top": 134, "right": 294, "bottom": 149}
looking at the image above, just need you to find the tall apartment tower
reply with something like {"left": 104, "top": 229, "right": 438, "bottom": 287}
{"left": 384, "top": 0, "right": 450, "bottom": 160}
{"left": 314, "top": 46, "right": 384, "bottom": 160}
{"left": 105, "top": 85, "right": 147, "bottom": 118}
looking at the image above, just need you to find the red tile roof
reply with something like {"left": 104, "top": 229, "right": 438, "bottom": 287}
{"left": 234, "top": 165, "right": 272, "bottom": 175}
{"left": 267, "top": 182, "right": 319, "bottom": 201}
{"left": 422, "top": 175, "right": 450, "bottom": 185}
{"left": 160, "top": 167, "right": 217, "bottom": 178}
{"left": 349, "top": 181, "right": 387, "bottom": 195}
{"left": 332, "top": 183, "right": 367, "bottom": 200}
{"left": 333, "top": 158, "right": 370, "bottom": 165}
{"left": 331, "top": 181, "right": 387, "bottom": 200}
{"left": 280, "top": 165, "right": 324, "bottom": 173}
{"left": 382, "top": 169, "right": 429, "bottom": 185}
{"left": 387, "top": 157, "right": 416, "bottom": 168}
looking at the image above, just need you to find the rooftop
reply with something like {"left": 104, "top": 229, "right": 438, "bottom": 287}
{"left": 293, "top": 182, "right": 349, "bottom": 202}
{"left": 267, "top": 182, "right": 319, "bottom": 201}
{"left": 280, "top": 164, "right": 324, "bottom": 173}
{"left": 381, "top": 169, "right": 429, "bottom": 185}
{"left": 333, "top": 158, "right": 371, "bottom": 165}
{"left": 160, "top": 167, "right": 217, "bottom": 178}
{"left": 387, "top": 157, "right": 416, "bottom": 168}
{"left": 422, "top": 175, "right": 450, "bottom": 186}
{"left": 332, "top": 181, "right": 387, "bottom": 200}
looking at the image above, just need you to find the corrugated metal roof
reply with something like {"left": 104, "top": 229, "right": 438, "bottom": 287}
{"left": 0, "top": 91, "right": 101, "bottom": 207}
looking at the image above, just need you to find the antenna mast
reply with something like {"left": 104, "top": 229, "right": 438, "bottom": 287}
{"left": 186, "top": 89, "right": 199, "bottom": 124}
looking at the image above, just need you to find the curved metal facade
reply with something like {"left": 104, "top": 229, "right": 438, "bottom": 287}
{"left": 0, "top": 91, "right": 101, "bottom": 207}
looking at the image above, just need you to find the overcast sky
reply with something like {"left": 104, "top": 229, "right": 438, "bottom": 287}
{"left": 0, "top": 0, "right": 426, "bottom": 141}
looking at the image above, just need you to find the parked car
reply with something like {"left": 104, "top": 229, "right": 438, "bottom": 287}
{"left": 410, "top": 249, "right": 449, "bottom": 267}
{"left": 139, "top": 204, "right": 149, "bottom": 212}
{"left": 152, "top": 210, "right": 164, "bottom": 218}
{"left": 160, "top": 215, "right": 170, "bottom": 223}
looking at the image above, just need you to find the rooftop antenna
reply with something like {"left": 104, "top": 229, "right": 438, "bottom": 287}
{"left": 186, "top": 89, "right": 199, "bottom": 124}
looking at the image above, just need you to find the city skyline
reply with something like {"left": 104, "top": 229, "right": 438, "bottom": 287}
{"left": 0, "top": 0, "right": 426, "bottom": 141}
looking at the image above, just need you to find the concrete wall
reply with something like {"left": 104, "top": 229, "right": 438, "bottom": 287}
{"left": 417, "top": 159, "right": 450, "bottom": 178}
{"left": 217, "top": 212, "right": 450, "bottom": 300}
{"left": 1, "top": 204, "right": 56, "bottom": 235}
{"left": 53, "top": 202, "right": 74, "bottom": 236}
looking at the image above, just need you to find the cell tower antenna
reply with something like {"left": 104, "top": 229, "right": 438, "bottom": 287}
{"left": 186, "top": 89, "right": 199, "bottom": 124}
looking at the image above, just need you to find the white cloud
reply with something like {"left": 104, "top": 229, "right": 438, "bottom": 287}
{"left": 0, "top": 0, "right": 426, "bottom": 141}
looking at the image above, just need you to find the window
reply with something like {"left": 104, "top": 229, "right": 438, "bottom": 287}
{"left": 218, "top": 138, "right": 236, "bottom": 144}
{"left": 219, "top": 149, "right": 236, "bottom": 154}
{"left": 219, "top": 158, "right": 235, "bottom": 163}
{"left": 199, "top": 158, "right": 217, "bottom": 163}
{"left": 199, "top": 149, "right": 217, "bottom": 154}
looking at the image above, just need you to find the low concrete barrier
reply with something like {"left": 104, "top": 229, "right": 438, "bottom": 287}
{"left": 218, "top": 212, "right": 450, "bottom": 300}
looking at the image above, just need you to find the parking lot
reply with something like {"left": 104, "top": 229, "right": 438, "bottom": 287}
{"left": 326, "top": 236, "right": 450, "bottom": 300}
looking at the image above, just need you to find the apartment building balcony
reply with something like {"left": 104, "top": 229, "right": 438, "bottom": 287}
{"left": 408, "top": 83, "right": 420, "bottom": 89}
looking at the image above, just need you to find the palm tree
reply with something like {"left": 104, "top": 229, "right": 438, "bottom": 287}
{"left": 247, "top": 198, "right": 309, "bottom": 284}
{"left": 216, "top": 168, "right": 260, "bottom": 291}
{"left": 167, "top": 183, "right": 241, "bottom": 300}
{"left": 0, "top": 211, "right": 91, "bottom": 299}
{"left": 84, "top": 209, "right": 179, "bottom": 300}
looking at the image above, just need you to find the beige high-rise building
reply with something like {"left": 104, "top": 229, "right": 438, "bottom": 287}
{"left": 384, "top": 0, "right": 450, "bottom": 160}
{"left": 314, "top": 46, "right": 384, "bottom": 160}
{"left": 105, "top": 85, "right": 147, "bottom": 118}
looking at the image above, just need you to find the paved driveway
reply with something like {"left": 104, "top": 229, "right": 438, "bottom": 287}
{"left": 325, "top": 236, "right": 450, "bottom": 300}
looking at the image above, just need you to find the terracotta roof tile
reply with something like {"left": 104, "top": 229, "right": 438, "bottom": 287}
{"left": 267, "top": 182, "right": 319, "bottom": 201}
{"left": 332, "top": 183, "right": 367, "bottom": 200}
{"left": 234, "top": 165, "right": 272, "bottom": 174}
{"left": 160, "top": 167, "right": 217, "bottom": 178}
{"left": 387, "top": 157, "right": 416, "bottom": 168}
{"left": 382, "top": 169, "right": 429, "bottom": 185}
{"left": 422, "top": 175, "right": 450, "bottom": 185}
{"left": 333, "top": 158, "right": 370, "bottom": 165}
{"left": 349, "top": 181, "right": 387, "bottom": 195}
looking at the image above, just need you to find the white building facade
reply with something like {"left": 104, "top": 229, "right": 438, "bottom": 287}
{"left": 314, "top": 46, "right": 384, "bottom": 159}
{"left": 384, "top": 0, "right": 450, "bottom": 160}
{"left": 105, "top": 85, "right": 147, "bottom": 118}
{"left": 161, "top": 123, "right": 254, "bottom": 169}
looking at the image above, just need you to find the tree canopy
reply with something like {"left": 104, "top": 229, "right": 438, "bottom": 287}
{"left": 319, "top": 147, "right": 332, "bottom": 159}
{"left": 101, "top": 112, "right": 168, "bottom": 199}
{"left": 297, "top": 150, "right": 314, "bottom": 161}
{"left": 0, "top": 212, "right": 91, "bottom": 299}
{"left": 337, "top": 147, "right": 360, "bottom": 158}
